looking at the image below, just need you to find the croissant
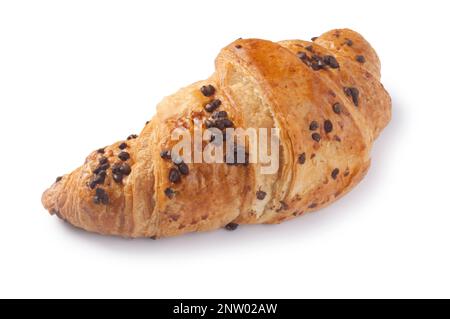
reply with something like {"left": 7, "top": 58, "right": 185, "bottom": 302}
{"left": 42, "top": 28, "right": 391, "bottom": 238}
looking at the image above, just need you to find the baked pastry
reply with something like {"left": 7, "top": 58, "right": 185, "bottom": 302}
{"left": 42, "top": 28, "right": 391, "bottom": 238}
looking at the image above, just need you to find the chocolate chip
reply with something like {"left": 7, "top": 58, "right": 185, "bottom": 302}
{"left": 92, "top": 173, "right": 106, "bottom": 185}
{"left": 99, "top": 157, "right": 108, "bottom": 165}
{"left": 332, "top": 103, "right": 342, "bottom": 114}
{"left": 120, "top": 163, "right": 131, "bottom": 175}
{"left": 212, "top": 110, "right": 228, "bottom": 119}
{"left": 112, "top": 163, "right": 121, "bottom": 174}
{"left": 204, "top": 99, "right": 222, "bottom": 113}
{"left": 256, "top": 190, "right": 266, "bottom": 200}
{"left": 324, "top": 120, "right": 333, "bottom": 133}
{"left": 55, "top": 176, "right": 63, "bottom": 183}
{"left": 235, "top": 44, "right": 242, "bottom": 49}
{"left": 169, "top": 168, "right": 181, "bottom": 183}
{"left": 297, "top": 52, "right": 307, "bottom": 60}
{"left": 97, "top": 170, "right": 107, "bottom": 177}
{"left": 298, "top": 152, "right": 306, "bottom": 165}
{"left": 356, "top": 55, "right": 366, "bottom": 63}
{"left": 308, "top": 203, "right": 318, "bottom": 209}
{"left": 200, "top": 85, "right": 216, "bottom": 97}
{"left": 127, "top": 134, "right": 138, "bottom": 140}
{"left": 311, "top": 62, "right": 323, "bottom": 71}
{"left": 118, "top": 151, "right": 130, "bottom": 161}
{"left": 97, "top": 148, "right": 105, "bottom": 154}
{"left": 88, "top": 180, "right": 98, "bottom": 189}
{"left": 311, "top": 37, "right": 318, "bottom": 41}
{"left": 177, "top": 162, "right": 189, "bottom": 175}
{"left": 344, "top": 87, "right": 359, "bottom": 106}
{"left": 160, "top": 150, "right": 171, "bottom": 160}
{"left": 220, "top": 118, "right": 234, "bottom": 129}
{"left": 312, "top": 132, "right": 321, "bottom": 142}
{"left": 119, "top": 142, "right": 127, "bottom": 150}
{"left": 93, "top": 164, "right": 109, "bottom": 175}
{"left": 345, "top": 38, "right": 353, "bottom": 46}
{"left": 113, "top": 173, "right": 123, "bottom": 183}
{"left": 112, "top": 163, "right": 130, "bottom": 177}
{"left": 305, "top": 45, "right": 313, "bottom": 52}
{"left": 225, "top": 223, "right": 239, "bottom": 231}
{"left": 331, "top": 168, "right": 340, "bottom": 180}
{"left": 93, "top": 188, "right": 109, "bottom": 205}
{"left": 323, "top": 55, "right": 340, "bottom": 69}
{"left": 309, "top": 121, "right": 319, "bottom": 131}
{"left": 311, "top": 55, "right": 325, "bottom": 70}
{"left": 164, "top": 187, "right": 175, "bottom": 199}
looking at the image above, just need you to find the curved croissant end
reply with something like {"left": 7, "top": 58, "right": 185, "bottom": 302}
{"left": 42, "top": 28, "right": 391, "bottom": 238}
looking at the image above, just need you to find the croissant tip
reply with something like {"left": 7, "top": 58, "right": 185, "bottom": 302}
{"left": 41, "top": 181, "right": 61, "bottom": 216}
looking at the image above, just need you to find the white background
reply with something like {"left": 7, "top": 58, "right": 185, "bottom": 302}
{"left": 1, "top": 0, "right": 449, "bottom": 299}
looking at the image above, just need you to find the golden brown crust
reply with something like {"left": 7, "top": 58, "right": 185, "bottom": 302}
{"left": 42, "top": 29, "right": 391, "bottom": 238}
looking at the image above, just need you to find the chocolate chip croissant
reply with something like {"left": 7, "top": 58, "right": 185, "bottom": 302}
{"left": 42, "top": 29, "right": 391, "bottom": 238}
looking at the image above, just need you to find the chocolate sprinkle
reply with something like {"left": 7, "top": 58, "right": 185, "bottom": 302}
{"left": 331, "top": 168, "right": 340, "bottom": 180}
{"left": 160, "top": 150, "right": 171, "bottom": 160}
{"left": 200, "top": 85, "right": 216, "bottom": 97}
{"left": 119, "top": 142, "right": 127, "bottom": 150}
{"left": 177, "top": 162, "right": 189, "bottom": 175}
{"left": 356, "top": 55, "right": 366, "bottom": 63}
{"left": 324, "top": 120, "right": 333, "bottom": 133}
{"left": 118, "top": 151, "right": 130, "bottom": 161}
{"left": 55, "top": 176, "right": 63, "bottom": 183}
{"left": 169, "top": 168, "right": 181, "bottom": 183}
{"left": 332, "top": 103, "right": 342, "bottom": 114}
{"left": 312, "top": 132, "right": 321, "bottom": 142}
{"left": 256, "top": 190, "right": 267, "bottom": 200}
{"left": 204, "top": 99, "right": 222, "bottom": 113}
{"left": 344, "top": 87, "right": 360, "bottom": 106}
{"left": 225, "top": 223, "right": 239, "bottom": 231}
{"left": 309, "top": 121, "right": 319, "bottom": 131}
{"left": 298, "top": 152, "right": 306, "bottom": 165}
{"left": 93, "top": 188, "right": 109, "bottom": 205}
{"left": 164, "top": 187, "right": 175, "bottom": 199}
